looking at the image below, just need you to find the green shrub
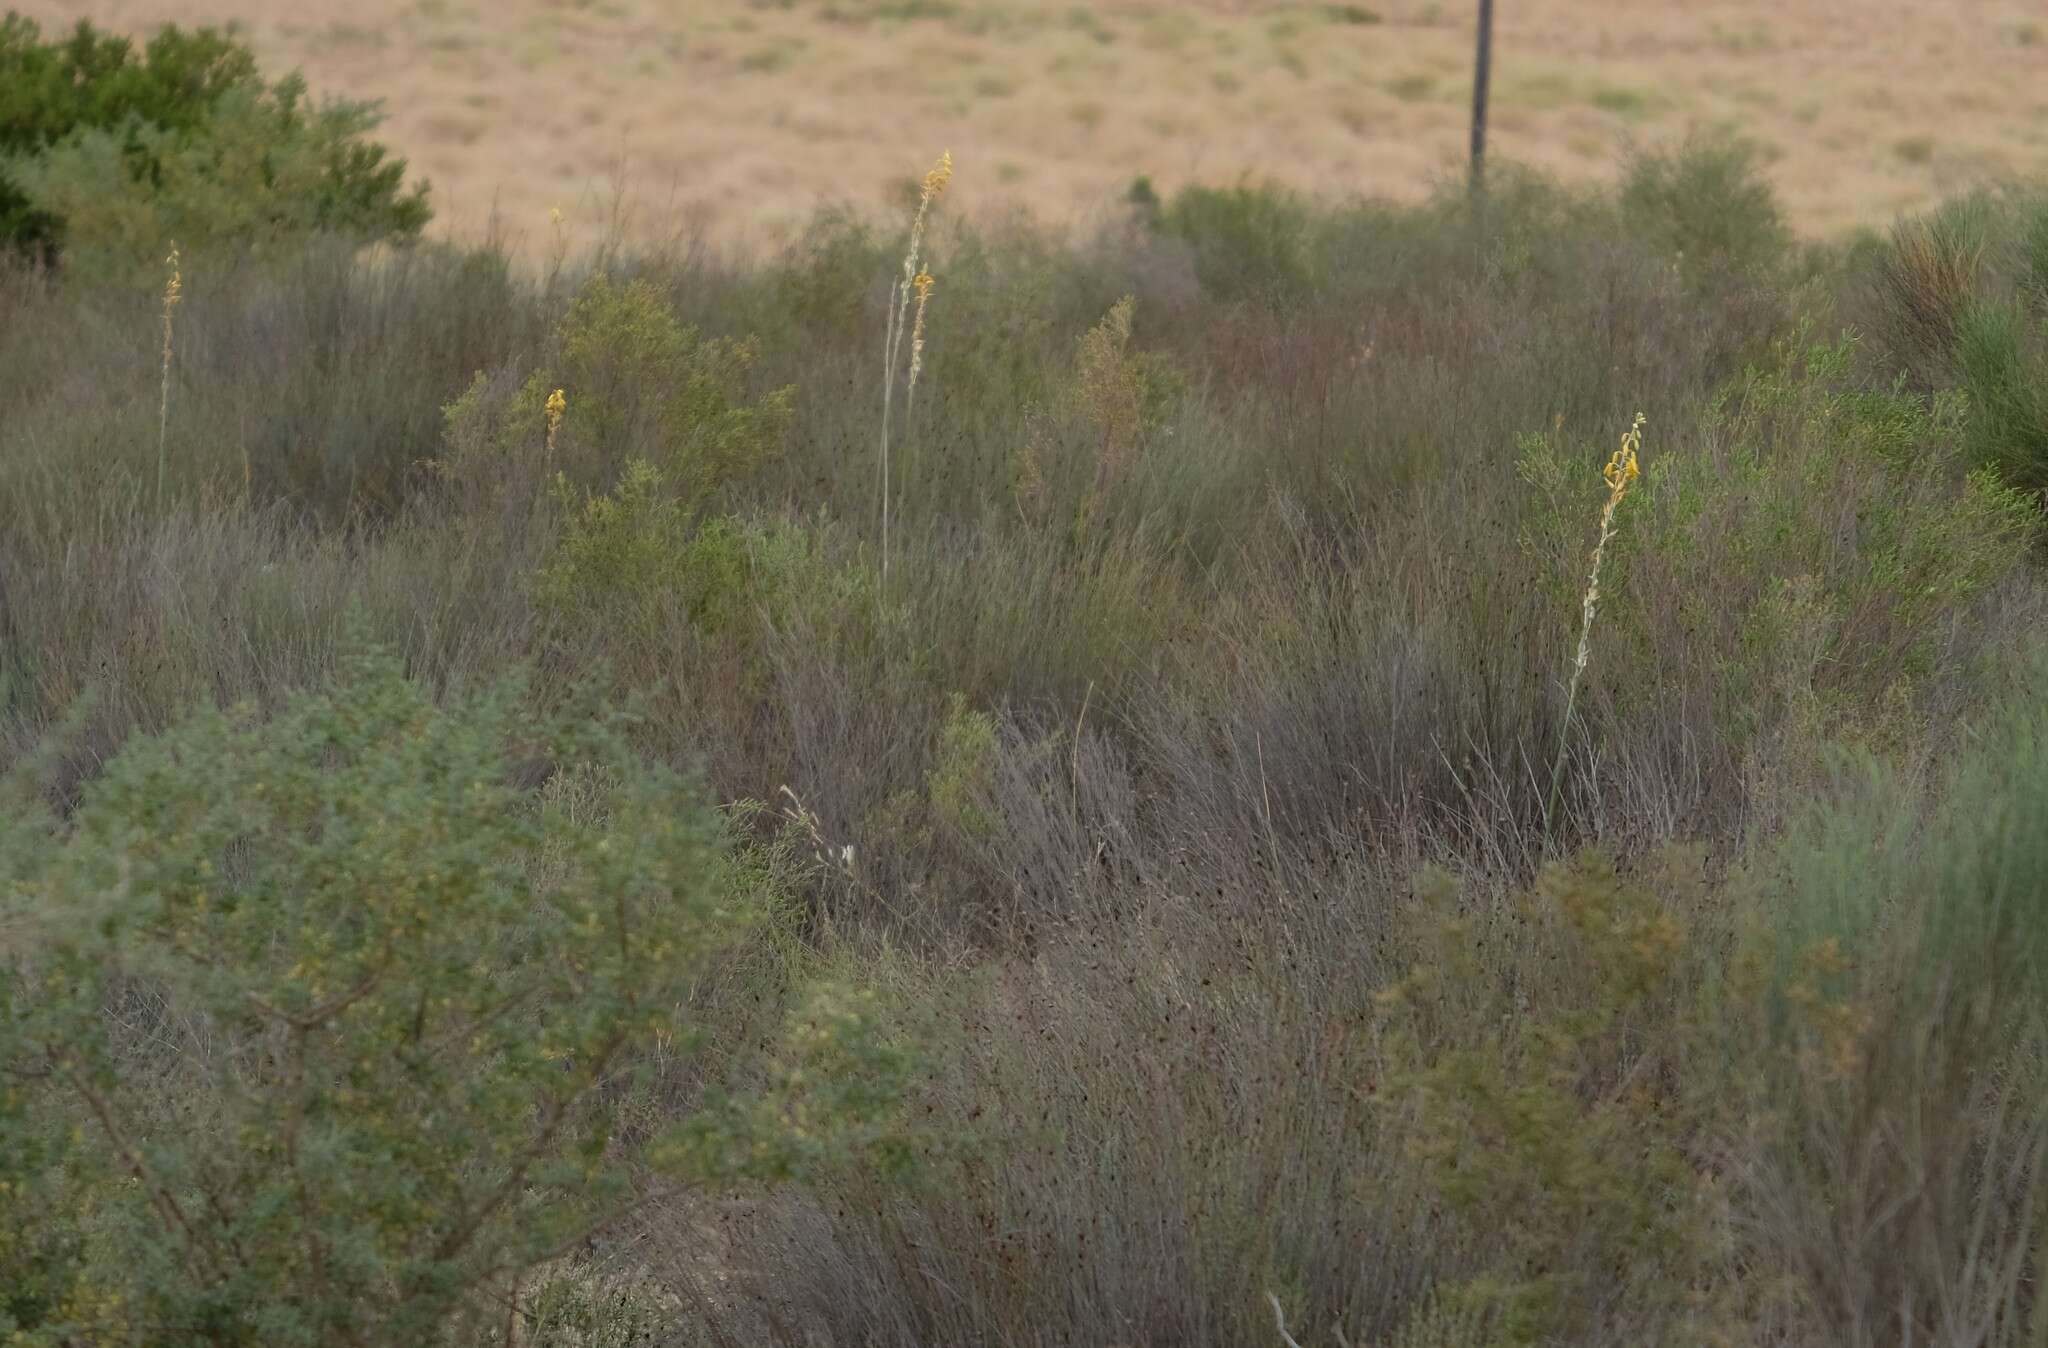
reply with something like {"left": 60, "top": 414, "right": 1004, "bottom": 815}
{"left": 0, "top": 16, "right": 255, "bottom": 260}
{"left": 1768, "top": 669, "right": 2048, "bottom": 1027}
{"left": 1754, "top": 682, "right": 2048, "bottom": 1346}
{"left": 1154, "top": 181, "right": 1315, "bottom": 301}
{"left": 1859, "top": 190, "right": 2048, "bottom": 499}
{"left": 1868, "top": 195, "right": 1995, "bottom": 386}
{"left": 927, "top": 691, "right": 1000, "bottom": 841}
{"left": 548, "top": 274, "right": 795, "bottom": 495}
{"left": 539, "top": 459, "right": 689, "bottom": 645}
{"left": 0, "top": 16, "right": 427, "bottom": 272}
{"left": 1953, "top": 299, "right": 2048, "bottom": 496}
{"left": 0, "top": 1042, "right": 128, "bottom": 1345}
{"left": 1518, "top": 333, "right": 2040, "bottom": 805}
{"left": 0, "top": 643, "right": 903, "bottom": 1345}
{"left": 538, "top": 476, "right": 852, "bottom": 647}
{"left": 1375, "top": 855, "right": 1746, "bottom": 1343}
{"left": 1620, "top": 134, "right": 1790, "bottom": 278}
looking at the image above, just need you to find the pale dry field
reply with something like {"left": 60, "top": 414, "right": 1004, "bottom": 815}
{"left": 20, "top": 0, "right": 2048, "bottom": 253}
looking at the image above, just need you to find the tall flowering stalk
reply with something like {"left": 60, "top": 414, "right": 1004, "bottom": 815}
{"left": 905, "top": 269, "right": 935, "bottom": 424}
{"left": 545, "top": 388, "right": 568, "bottom": 461}
{"left": 157, "top": 242, "right": 183, "bottom": 510}
{"left": 1545, "top": 412, "right": 1644, "bottom": 838}
{"left": 879, "top": 151, "right": 951, "bottom": 599}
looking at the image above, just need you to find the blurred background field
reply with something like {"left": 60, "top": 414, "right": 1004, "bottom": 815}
{"left": 14, "top": 0, "right": 2048, "bottom": 253}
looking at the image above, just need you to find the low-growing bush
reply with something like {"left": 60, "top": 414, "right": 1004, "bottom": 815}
{"left": 1619, "top": 133, "right": 1792, "bottom": 280}
{"left": 1152, "top": 180, "right": 1317, "bottom": 302}
{"left": 1373, "top": 852, "right": 1754, "bottom": 1344}
{"left": 1751, "top": 679, "right": 2048, "bottom": 1348}
{"left": 547, "top": 273, "right": 795, "bottom": 496}
{"left": 0, "top": 643, "right": 907, "bottom": 1345}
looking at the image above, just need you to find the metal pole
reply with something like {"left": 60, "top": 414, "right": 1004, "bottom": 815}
{"left": 1470, "top": 0, "right": 1494, "bottom": 194}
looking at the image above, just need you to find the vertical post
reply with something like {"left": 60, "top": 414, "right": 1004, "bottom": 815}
{"left": 1470, "top": 0, "right": 1495, "bottom": 195}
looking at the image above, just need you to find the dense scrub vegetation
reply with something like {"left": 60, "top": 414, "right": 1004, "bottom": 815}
{"left": 0, "top": 16, "right": 427, "bottom": 271}
{"left": 3, "top": 41, "right": 2048, "bottom": 1339}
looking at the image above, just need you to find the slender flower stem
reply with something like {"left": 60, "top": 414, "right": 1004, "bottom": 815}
{"left": 157, "top": 243, "right": 183, "bottom": 511}
{"left": 879, "top": 152, "right": 951, "bottom": 604}
{"left": 1545, "top": 413, "right": 1644, "bottom": 842}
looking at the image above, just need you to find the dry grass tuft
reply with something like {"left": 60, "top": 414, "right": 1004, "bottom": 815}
{"left": 1877, "top": 210, "right": 1989, "bottom": 381}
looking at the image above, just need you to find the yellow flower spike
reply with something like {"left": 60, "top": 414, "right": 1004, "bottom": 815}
{"left": 544, "top": 388, "right": 567, "bottom": 459}
{"left": 913, "top": 270, "right": 935, "bottom": 301}
{"left": 1547, "top": 411, "right": 1647, "bottom": 838}
{"left": 922, "top": 150, "right": 954, "bottom": 202}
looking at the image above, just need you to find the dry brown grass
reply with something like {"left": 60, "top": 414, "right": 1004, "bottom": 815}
{"left": 21, "top": 0, "right": 2048, "bottom": 256}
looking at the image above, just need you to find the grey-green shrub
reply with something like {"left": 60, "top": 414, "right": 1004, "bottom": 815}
{"left": 1751, "top": 677, "right": 2048, "bottom": 1348}
{"left": 0, "top": 642, "right": 903, "bottom": 1346}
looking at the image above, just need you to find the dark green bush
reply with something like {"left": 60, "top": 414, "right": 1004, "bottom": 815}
{"left": 1954, "top": 298, "right": 2048, "bottom": 496}
{"left": 0, "top": 14, "right": 427, "bottom": 270}
{"left": 0, "top": 15, "right": 256, "bottom": 260}
{"left": 1857, "top": 189, "right": 2048, "bottom": 500}
{"left": 1620, "top": 133, "right": 1791, "bottom": 278}
{"left": 1153, "top": 180, "right": 1316, "bottom": 301}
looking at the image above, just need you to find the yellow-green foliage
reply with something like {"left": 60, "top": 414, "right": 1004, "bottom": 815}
{"left": 1375, "top": 854, "right": 1749, "bottom": 1343}
{"left": 551, "top": 274, "right": 794, "bottom": 497}
{"left": 928, "top": 692, "right": 1001, "bottom": 841}
{"left": 540, "top": 459, "right": 686, "bottom": 643}
{"left": 1077, "top": 295, "right": 1145, "bottom": 482}
{"left": 516, "top": 1265, "right": 671, "bottom": 1348}
{"left": 538, "top": 470, "right": 871, "bottom": 701}
{"left": 1017, "top": 294, "right": 1186, "bottom": 524}
{"left": 435, "top": 368, "right": 556, "bottom": 507}
{"left": 1518, "top": 335, "right": 2038, "bottom": 761}
{"left": 0, "top": 1083, "right": 129, "bottom": 1345}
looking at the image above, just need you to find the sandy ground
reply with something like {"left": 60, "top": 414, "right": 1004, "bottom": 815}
{"left": 19, "top": 0, "right": 2048, "bottom": 255}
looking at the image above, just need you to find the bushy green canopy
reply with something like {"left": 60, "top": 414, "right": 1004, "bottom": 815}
{"left": 0, "top": 14, "right": 428, "bottom": 270}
